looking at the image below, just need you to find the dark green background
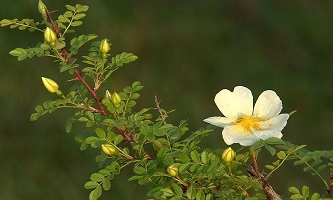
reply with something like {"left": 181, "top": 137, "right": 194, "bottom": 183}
{"left": 1, "top": 0, "right": 333, "bottom": 199}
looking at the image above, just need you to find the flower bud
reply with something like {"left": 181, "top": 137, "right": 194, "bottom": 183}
{"left": 41, "top": 77, "right": 59, "bottom": 93}
{"left": 111, "top": 92, "right": 122, "bottom": 108}
{"left": 167, "top": 165, "right": 179, "bottom": 177}
{"left": 38, "top": 0, "right": 47, "bottom": 19}
{"left": 105, "top": 90, "right": 112, "bottom": 100}
{"left": 44, "top": 27, "right": 57, "bottom": 46}
{"left": 101, "top": 144, "right": 118, "bottom": 155}
{"left": 222, "top": 147, "right": 235, "bottom": 164}
{"left": 99, "top": 39, "right": 110, "bottom": 58}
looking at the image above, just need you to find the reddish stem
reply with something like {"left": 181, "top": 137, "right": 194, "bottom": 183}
{"left": 250, "top": 152, "right": 281, "bottom": 200}
{"left": 74, "top": 69, "right": 108, "bottom": 116}
{"left": 45, "top": 8, "right": 153, "bottom": 160}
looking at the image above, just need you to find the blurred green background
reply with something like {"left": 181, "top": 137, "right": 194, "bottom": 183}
{"left": 1, "top": 0, "right": 333, "bottom": 199}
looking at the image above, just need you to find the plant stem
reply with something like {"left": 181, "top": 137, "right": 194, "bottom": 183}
{"left": 44, "top": 8, "right": 154, "bottom": 160}
{"left": 249, "top": 149, "right": 282, "bottom": 200}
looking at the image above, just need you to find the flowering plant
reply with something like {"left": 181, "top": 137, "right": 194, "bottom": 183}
{"left": 1, "top": 1, "right": 333, "bottom": 200}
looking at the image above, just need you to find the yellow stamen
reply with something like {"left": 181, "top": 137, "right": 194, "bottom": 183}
{"left": 236, "top": 115, "right": 266, "bottom": 133}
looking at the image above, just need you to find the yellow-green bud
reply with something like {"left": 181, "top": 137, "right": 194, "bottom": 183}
{"left": 99, "top": 39, "right": 110, "bottom": 58}
{"left": 38, "top": 0, "right": 47, "bottom": 19}
{"left": 111, "top": 92, "right": 122, "bottom": 108}
{"left": 101, "top": 144, "right": 118, "bottom": 155}
{"left": 167, "top": 165, "right": 179, "bottom": 177}
{"left": 41, "top": 77, "right": 59, "bottom": 93}
{"left": 105, "top": 90, "right": 112, "bottom": 100}
{"left": 153, "top": 140, "right": 164, "bottom": 150}
{"left": 44, "top": 27, "right": 57, "bottom": 46}
{"left": 222, "top": 147, "right": 235, "bottom": 164}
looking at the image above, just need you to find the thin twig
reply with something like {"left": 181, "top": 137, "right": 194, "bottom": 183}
{"left": 154, "top": 95, "right": 166, "bottom": 124}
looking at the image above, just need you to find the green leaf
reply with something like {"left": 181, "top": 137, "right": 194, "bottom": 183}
{"left": 179, "top": 163, "right": 190, "bottom": 172}
{"left": 153, "top": 129, "right": 165, "bottom": 136}
{"left": 30, "top": 113, "right": 39, "bottom": 121}
{"left": 250, "top": 140, "right": 265, "bottom": 150}
{"left": 9, "top": 48, "right": 26, "bottom": 56}
{"left": 206, "top": 194, "right": 213, "bottom": 200}
{"left": 140, "top": 124, "right": 149, "bottom": 135}
{"left": 163, "top": 157, "right": 174, "bottom": 165}
{"left": 90, "top": 173, "right": 104, "bottom": 182}
{"left": 80, "top": 141, "right": 88, "bottom": 150}
{"left": 290, "top": 194, "right": 304, "bottom": 199}
{"left": 102, "top": 180, "right": 111, "bottom": 191}
{"left": 133, "top": 166, "right": 145, "bottom": 174}
{"left": 64, "top": 11, "right": 73, "bottom": 18}
{"left": 9, "top": 48, "right": 28, "bottom": 61}
{"left": 190, "top": 150, "right": 201, "bottom": 163}
{"left": 58, "top": 15, "right": 70, "bottom": 23}
{"left": 113, "top": 135, "right": 123, "bottom": 145}
{"left": 316, "top": 164, "right": 327, "bottom": 172}
{"left": 310, "top": 193, "right": 320, "bottom": 200}
{"left": 288, "top": 187, "right": 300, "bottom": 194}
{"left": 95, "top": 128, "right": 106, "bottom": 139}
{"left": 301, "top": 186, "right": 309, "bottom": 198}
{"left": 86, "top": 111, "right": 94, "bottom": 121}
{"left": 84, "top": 181, "right": 99, "bottom": 189}
{"left": 71, "top": 21, "right": 83, "bottom": 26}
{"left": 128, "top": 175, "right": 142, "bottom": 181}
{"left": 186, "top": 186, "right": 196, "bottom": 200}
{"left": 0, "top": 19, "right": 14, "bottom": 26}
{"left": 130, "top": 93, "right": 140, "bottom": 99}
{"left": 78, "top": 117, "right": 88, "bottom": 122}
{"left": 89, "top": 185, "right": 102, "bottom": 200}
{"left": 290, "top": 145, "right": 307, "bottom": 154}
{"left": 265, "top": 165, "right": 275, "bottom": 170}
{"left": 265, "top": 144, "right": 276, "bottom": 156}
{"left": 76, "top": 4, "right": 89, "bottom": 12}
{"left": 294, "top": 160, "right": 304, "bottom": 166}
{"left": 65, "top": 117, "right": 75, "bottom": 133}
{"left": 265, "top": 137, "right": 285, "bottom": 145}
{"left": 196, "top": 190, "right": 205, "bottom": 200}
{"left": 172, "top": 183, "right": 183, "bottom": 196}
{"left": 123, "top": 86, "right": 132, "bottom": 93}
{"left": 277, "top": 151, "right": 286, "bottom": 159}
{"left": 65, "top": 5, "right": 76, "bottom": 12}
{"left": 201, "top": 151, "right": 208, "bottom": 164}
{"left": 73, "top": 13, "right": 86, "bottom": 20}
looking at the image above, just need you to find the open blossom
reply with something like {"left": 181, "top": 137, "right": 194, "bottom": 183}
{"left": 204, "top": 86, "right": 289, "bottom": 146}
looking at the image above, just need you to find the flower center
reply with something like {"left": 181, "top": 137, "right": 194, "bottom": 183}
{"left": 236, "top": 115, "right": 265, "bottom": 133}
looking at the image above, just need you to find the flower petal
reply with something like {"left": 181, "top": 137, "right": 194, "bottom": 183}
{"left": 253, "top": 90, "right": 282, "bottom": 119}
{"left": 203, "top": 116, "right": 234, "bottom": 127}
{"left": 222, "top": 125, "right": 259, "bottom": 146}
{"left": 215, "top": 86, "right": 253, "bottom": 120}
{"left": 252, "top": 129, "right": 283, "bottom": 140}
{"left": 252, "top": 114, "right": 289, "bottom": 140}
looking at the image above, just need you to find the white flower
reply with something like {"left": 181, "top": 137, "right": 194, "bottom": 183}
{"left": 204, "top": 86, "right": 289, "bottom": 146}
